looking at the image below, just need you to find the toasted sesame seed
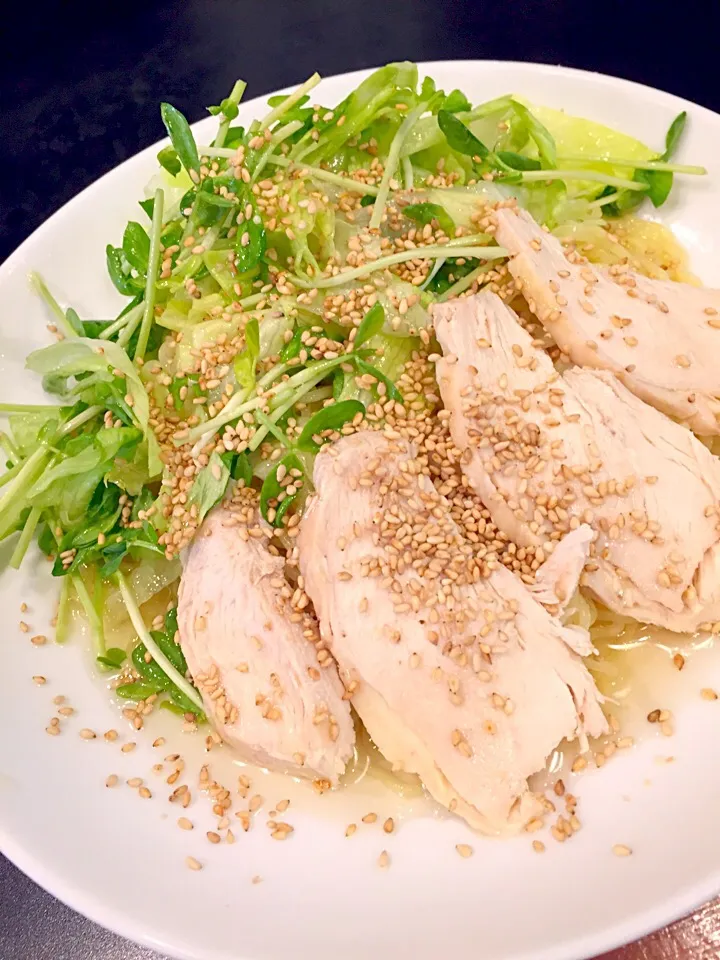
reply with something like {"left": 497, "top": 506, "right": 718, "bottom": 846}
{"left": 532, "top": 840, "right": 546, "bottom": 853}
{"left": 105, "top": 774, "right": 118, "bottom": 788}
{"left": 612, "top": 844, "right": 632, "bottom": 857}
{"left": 185, "top": 856, "right": 202, "bottom": 871}
{"left": 455, "top": 843, "right": 473, "bottom": 858}
{"left": 207, "top": 831, "right": 221, "bottom": 844}
{"left": 701, "top": 688, "right": 718, "bottom": 701}
{"left": 32, "top": 676, "right": 46, "bottom": 685}
{"left": 121, "top": 742, "right": 136, "bottom": 753}
{"left": 362, "top": 812, "right": 377, "bottom": 824}
{"left": 378, "top": 850, "right": 390, "bottom": 868}
{"left": 79, "top": 728, "right": 96, "bottom": 740}
{"left": 383, "top": 817, "right": 394, "bottom": 834}
{"left": 345, "top": 823, "right": 357, "bottom": 837}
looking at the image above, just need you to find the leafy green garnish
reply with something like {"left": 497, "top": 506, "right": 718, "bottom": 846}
{"left": 605, "top": 111, "right": 687, "bottom": 215}
{"left": 439, "top": 89, "right": 471, "bottom": 114}
{"left": 297, "top": 399, "right": 365, "bottom": 450}
{"left": 355, "top": 357, "right": 403, "bottom": 402}
{"left": 106, "top": 245, "right": 142, "bottom": 296}
{"left": 122, "top": 222, "right": 150, "bottom": 275}
{"left": 234, "top": 317, "right": 260, "bottom": 390}
{"left": 403, "top": 202, "right": 455, "bottom": 237}
{"left": 438, "top": 109, "right": 490, "bottom": 161}
{"left": 157, "top": 145, "right": 181, "bottom": 177}
{"left": 220, "top": 450, "right": 253, "bottom": 485}
{"left": 354, "top": 303, "right": 385, "bottom": 349}
{"left": 495, "top": 151, "right": 542, "bottom": 171}
{"left": 160, "top": 102, "right": 200, "bottom": 175}
{"left": 188, "top": 451, "right": 230, "bottom": 523}
{"left": 96, "top": 647, "right": 127, "bottom": 671}
{"left": 260, "top": 453, "right": 304, "bottom": 526}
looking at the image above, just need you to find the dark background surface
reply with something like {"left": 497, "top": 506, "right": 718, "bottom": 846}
{"left": 2, "top": 0, "right": 720, "bottom": 957}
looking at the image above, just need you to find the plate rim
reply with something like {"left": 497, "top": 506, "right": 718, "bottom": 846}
{"left": 2, "top": 57, "right": 720, "bottom": 960}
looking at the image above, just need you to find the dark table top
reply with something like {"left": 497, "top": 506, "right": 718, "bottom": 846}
{"left": 2, "top": 0, "right": 720, "bottom": 957}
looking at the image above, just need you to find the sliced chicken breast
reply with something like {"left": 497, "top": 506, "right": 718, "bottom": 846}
{"left": 177, "top": 492, "right": 354, "bottom": 782}
{"left": 434, "top": 290, "right": 720, "bottom": 633}
{"left": 493, "top": 204, "right": 720, "bottom": 435}
{"left": 298, "top": 431, "right": 606, "bottom": 836}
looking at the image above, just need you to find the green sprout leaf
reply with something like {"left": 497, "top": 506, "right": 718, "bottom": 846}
{"left": 260, "top": 453, "right": 304, "bottom": 527}
{"left": 160, "top": 102, "right": 200, "bottom": 174}
{"left": 297, "top": 399, "right": 365, "bottom": 451}
{"left": 353, "top": 303, "right": 386, "bottom": 349}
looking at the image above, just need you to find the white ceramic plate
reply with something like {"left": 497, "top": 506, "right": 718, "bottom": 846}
{"left": 2, "top": 61, "right": 720, "bottom": 960}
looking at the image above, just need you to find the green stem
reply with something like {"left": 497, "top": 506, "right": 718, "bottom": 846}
{"left": 402, "top": 156, "right": 414, "bottom": 190}
{"left": 213, "top": 79, "right": 247, "bottom": 148}
{"left": 0, "top": 447, "right": 50, "bottom": 540}
{"left": 267, "top": 156, "right": 380, "bottom": 196}
{"left": 99, "top": 302, "right": 144, "bottom": 341}
{"left": 134, "top": 188, "right": 164, "bottom": 362}
{"left": 197, "top": 145, "right": 238, "bottom": 159}
{"left": 258, "top": 73, "right": 321, "bottom": 132}
{"left": 184, "top": 355, "right": 350, "bottom": 445}
{"left": 291, "top": 243, "right": 507, "bottom": 290}
{"left": 520, "top": 169, "right": 648, "bottom": 190}
{"left": 557, "top": 155, "right": 707, "bottom": 175}
{"left": 55, "top": 576, "right": 72, "bottom": 644}
{"left": 252, "top": 411, "right": 292, "bottom": 450}
{"left": 0, "top": 403, "right": 61, "bottom": 415}
{"left": 116, "top": 570, "right": 204, "bottom": 713}
{"left": 57, "top": 405, "right": 103, "bottom": 437}
{"left": 30, "top": 273, "right": 77, "bottom": 339}
{"left": 0, "top": 430, "right": 21, "bottom": 464}
{"left": 72, "top": 573, "right": 105, "bottom": 656}
{"left": 9, "top": 506, "right": 41, "bottom": 569}
{"left": 0, "top": 460, "right": 22, "bottom": 490}
{"left": 370, "top": 102, "right": 427, "bottom": 230}
{"left": 251, "top": 120, "right": 304, "bottom": 182}
{"left": 437, "top": 262, "right": 493, "bottom": 302}
{"left": 588, "top": 191, "right": 622, "bottom": 209}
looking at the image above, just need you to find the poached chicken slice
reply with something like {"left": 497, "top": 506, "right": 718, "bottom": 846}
{"left": 177, "top": 493, "right": 354, "bottom": 782}
{"left": 434, "top": 290, "right": 720, "bottom": 633}
{"left": 297, "top": 431, "right": 606, "bottom": 836}
{"left": 493, "top": 204, "right": 720, "bottom": 434}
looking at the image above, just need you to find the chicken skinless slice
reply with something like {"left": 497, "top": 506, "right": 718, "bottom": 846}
{"left": 493, "top": 204, "right": 720, "bottom": 435}
{"left": 177, "top": 495, "right": 354, "bottom": 782}
{"left": 434, "top": 290, "right": 720, "bottom": 633}
{"left": 298, "top": 431, "right": 606, "bottom": 836}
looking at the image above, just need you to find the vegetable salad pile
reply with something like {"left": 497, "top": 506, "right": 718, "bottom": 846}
{"left": 0, "top": 62, "right": 703, "bottom": 722}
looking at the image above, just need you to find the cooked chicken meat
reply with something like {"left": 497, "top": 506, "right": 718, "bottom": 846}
{"left": 177, "top": 493, "right": 354, "bottom": 782}
{"left": 493, "top": 204, "right": 720, "bottom": 435}
{"left": 297, "top": 431, "right": 606, "bottom": 836}
{"left": 434, "top": 290, "right": 720, "bottom": 633}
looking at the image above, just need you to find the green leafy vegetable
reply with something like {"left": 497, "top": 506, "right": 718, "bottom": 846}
{"left": 97, "top": 647, "right": 127, "bottom": 671}
{"left": 297, "top": 399, "right": 365, "bottom": 450}
{"left": 437, "top": 109, "right": 490, "bottom": 160}
{"left": 260, "top": 453, "right": 304, "bottom": 526}
{"left": 188, "top": 452, "right": 230, "bottom": 522}
{"left": 157, "top": 146, "right": 182, "bottom": 177}
{"left": 354, "top": 303, "right": 385, "bottom": 349}
{"left": 355, "top": 357, "right": 403, "bottom": 402}
{"left": 233, "top": 317, "right": 260, "bottom": 390}
{"left": 403, "top": 201, "right": 455, "bottom": 237}
{"left": 122, "top": 222, "right": 150, "bottom": 275}
{"left": 160, "top": 102, "right": 200, "bottom": 175}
